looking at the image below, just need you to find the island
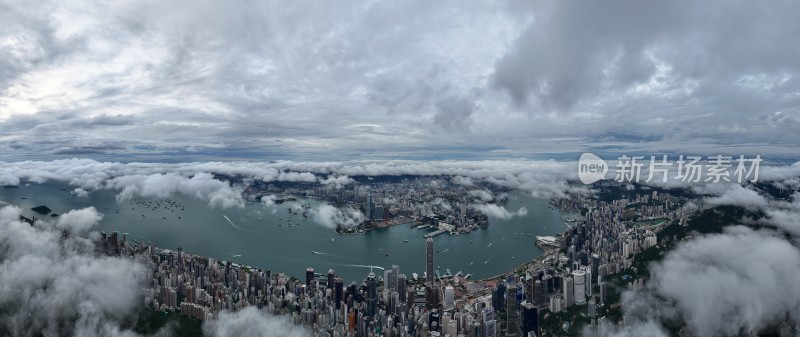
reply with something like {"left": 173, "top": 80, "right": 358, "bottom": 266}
{"left": 31, "top": 205, "right": 52, "bottom": 215}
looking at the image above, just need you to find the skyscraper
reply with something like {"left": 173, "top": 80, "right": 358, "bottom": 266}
{"left": 426, "top": 237, "right": 434, "bottom": 284}
{"left": 366, "top": 193, "right": 373, "bottom": 222}
{"left": 572, "top": 270, "right": 586, "bottom": 305}
{"left": 306, "top": 267, "right": 315, "bottom": 287}
{"left": 520, "top": 302, "right": 539, "bottom": 337}
{"left": 506, "top": 285, "right": 519, "bottom": 337}
{"left": 563, "top": 276, "right": 573, "bottom": 307}
{"left": 444, "top": 285, "right": 455, "bottom": 311}
{"left": 334, "top": 277, "right": 344, "bottom": 309}
{"left": 327, "top": 269, "right": 335, "bottom": 289}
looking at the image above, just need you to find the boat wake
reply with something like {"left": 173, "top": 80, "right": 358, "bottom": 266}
{"left": 223, "top": 214, "right": 255, "bottom": 233}
{"left": 342, "top": 264, "right": 386, "bottom": 271}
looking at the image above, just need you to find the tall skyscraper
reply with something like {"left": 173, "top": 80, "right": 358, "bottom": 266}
{"left": 366, "top": 193, "right": 373, "bottom": 221}
{"left": 366, "top": 272, "right": 377, "bottom": 316}
{"left": 506, "top": 285, "right": 519, "bottom": 337}
{"left": 520, "top": 302, "right": 539, "bottom": 337}
{"left": 572, "top": 270, "right": 586, "bottom": 305}
{"left": 334, "top": 277, "right": 344, "bottom": 309}
{"left": 306, "top": 267, "right": 315, "bottom": 287}
{"left": 444, "top": 286, "right": 455, "bottom": 310}
{"left": 426, "top": 237, "right": 434, "bottom": 284}
{"left": 327, "top": 269, "right": 335, "bottom": 289}
{"left": 563, "top": 276, "right": 573, "bottom": 307}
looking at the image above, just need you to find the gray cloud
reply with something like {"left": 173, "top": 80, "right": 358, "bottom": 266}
{"left": 0, "top": 205, "right": 149, "bottom": 337}
{"left": 312, "top": 204, "right": 365, "bottom": 228}
{"left": 0, "top": 0, "right": 798, "bottom": 160}
{"left": 107, "top": 173, "right": 245, "bottom": 209}
{"left": 650, "top": 227, "right": 800, "bottom": 336}
{"left": 472, "top": 203, "right": 528, "bottom": 220}
{"left": 203, "top": 307, "right": 309, "bottom": 337}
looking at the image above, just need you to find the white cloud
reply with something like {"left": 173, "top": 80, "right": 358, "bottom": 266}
{"left": 55, "top": 206, "right": 103, "bottom": 235}
{"left": 472, "top": 204, "right": 528, "bottom": 220}
{"left": 0, "top": 205, "right": 148, "bottom": 336}
{"left": 107, "top": 172, "right": 245, "bottom": 208}
{"left": 71, "top": 187, "right": 89, "bottom": 197}
{"left": 313, "top": 204, "right": 364, "bottom": 228}
{"left": 452, "top": 176, "right": 474, "bottom": 186}
{"left": 647, "top": 227, "right": 800, "bottom": 337}
{"left": 203, "top": 307, "right": 309, "bottom": 337}
{"left": 468, "top": 189, "right": 493, "bottom": 202}
{"left": 320, "top": 175, "right": 354, "bottom": 188}
{"left": 260, "top": 194, "right": 277, "bottom": 207}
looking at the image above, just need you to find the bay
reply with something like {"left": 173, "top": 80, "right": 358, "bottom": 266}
{"left": 0, "top": 182, "right": 565, "bottom": 283}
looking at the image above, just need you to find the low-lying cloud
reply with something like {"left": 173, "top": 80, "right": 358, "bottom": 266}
{"left": 313, "top": 204, "right": 365, "bottom": 228}
{"left": 0, "top": 205, "right": 149, "bottom": 337}
{"left": 472, "top": 204, "right": 528, "bottom": 220}
{"left": 203, "top": 307, "right": 309, "bottom": 337}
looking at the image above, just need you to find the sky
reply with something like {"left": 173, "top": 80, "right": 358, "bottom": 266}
{"left": 1, "top": 0, "right": 799, "bottom": 162}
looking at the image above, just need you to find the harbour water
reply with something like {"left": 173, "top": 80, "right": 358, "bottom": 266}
{"left": 0, "top": 182, "right": 565, "bottom": 283}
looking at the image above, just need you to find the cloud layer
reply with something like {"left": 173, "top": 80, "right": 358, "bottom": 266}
{"left": 0, "top": 205, "right": 148, "bottom": 337}
{"left": 1, "top": 0, "right": 799, "bottom": 160}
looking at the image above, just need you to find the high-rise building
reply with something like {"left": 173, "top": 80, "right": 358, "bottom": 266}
{"left": 306, "top": 267, "right": 315, "bottom": 287}
{"left": 599, "top": 282, "right": 606, "bottom": 305}
{"left": 485, "top": 319, "right": 497, "bottom": 337}
{"left": 426, "top": 237, "right": 434, "bottom": 284}
{"left": 334, "top": 277, "right": 344, "bottom": 309}
{"left": 366, "top": 193, "right": 373, "bottom": 221}
{"left": 397, "top": 274, "right": 407, "bottom": 303}
{"left": 520, "top": 302, "right": 539, "bottom": 337}
{"left": 373, "top": 205, "right": 385, "bottom": 221}
{"left": 327, "top": 269, "right": 336, "bottom": 289}
{"left": 506, "top": 285, "right": 519, "bottom": 336}
{"left": 549, "top": 295, "right": 562, "bottom": 313}
{"left": 366, "top": 272, "right": 377, "bottom": 316}
{"left": 391, "top": 265, "right": 400, "bottom": 291}
{"left": 572, "top": 270, "right": 586, "bottom": 305}
{"left": 563, "top": 277, "right": 573, "bottom": 307}
{"left": 444, "top": 286, "right": 455, "bottom": 311}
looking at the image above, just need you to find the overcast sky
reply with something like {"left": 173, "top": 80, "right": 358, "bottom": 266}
{"left": 1, "top": 0, "right": 799, "bottom": 162}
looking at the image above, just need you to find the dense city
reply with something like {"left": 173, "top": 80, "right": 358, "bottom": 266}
{"left": 94, "top": 179, "right": 696, "bottom": 337}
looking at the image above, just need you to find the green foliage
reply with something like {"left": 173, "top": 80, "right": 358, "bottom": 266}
{"left": 131, "top": 308, "right": 205, "bottom": 337}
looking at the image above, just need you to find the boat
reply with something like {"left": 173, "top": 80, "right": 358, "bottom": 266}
{"left": 385, "top": 253, "right": 389, "bottom": 257}
{"left": 312, "top": 251, "right": 322, "bottom": 255}
{"left": 403, "top": 240, "right": 409, "bottom": 243}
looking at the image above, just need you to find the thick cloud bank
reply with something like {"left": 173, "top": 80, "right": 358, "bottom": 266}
{"left": 601, "top": 181, "right": 800, "bottom": 337}
{"left": 0, "top": 158, "right": 584, "bottom": 202}
{"left": 650, "top": 227, "right": 800, "bottom": 336}
{"left": 0, "top": 206, "right": 148, "bottom": 337}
